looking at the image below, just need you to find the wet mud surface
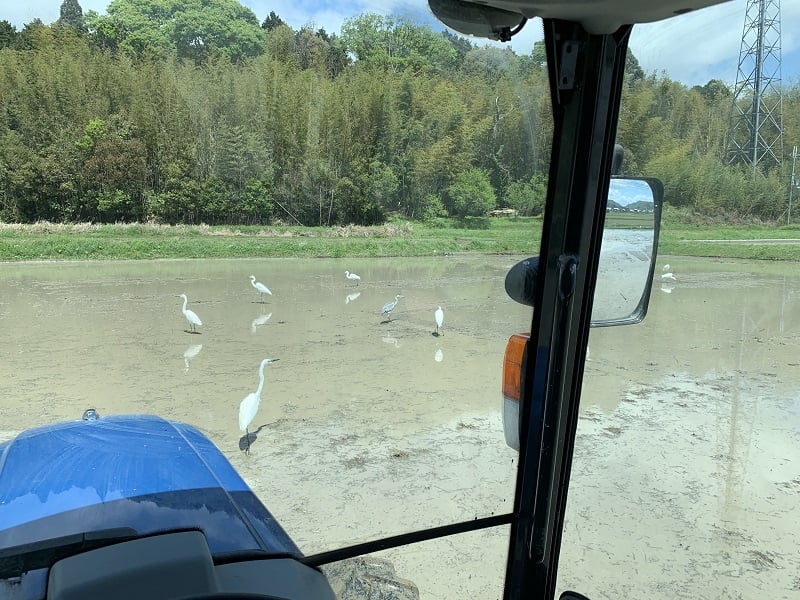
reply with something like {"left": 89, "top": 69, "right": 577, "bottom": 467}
{"left": 1, "top": 256, "right": 798, "bottom": 599}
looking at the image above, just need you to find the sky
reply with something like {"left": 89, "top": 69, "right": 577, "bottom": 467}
{"left": 3, "top": 0, "right": 799, "bottom": 87}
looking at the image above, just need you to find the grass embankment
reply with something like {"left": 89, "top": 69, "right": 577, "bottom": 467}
{"left": 0, "top": 218, "right": 542, "bottom": 261}
{"left": 1, "top": 218, "right": 799, "bottom": 261}
{"left": 659, "top": 224, "right": 800, "bottom": 261}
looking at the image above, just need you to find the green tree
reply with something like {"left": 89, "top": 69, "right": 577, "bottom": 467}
{"left": 86, "top": 0, "right": 266, "bottom": 63}
{"left": 339, "top": 14, "right": 456, "bottom": 73}
{"left": 447, "top": 168, "right": 496, "bottom": 218}
{"left": 58, "top": 0, "right": 85, "bottom": 31}
{"left": 0, "top": 20, "right": 16, "bottom": 50}
{"left": 531, "top": 40, "right": 546, "bottom": 67}
{"left": 261, "top": 11, "right": 285, "bottom": 31}
{"left": 505, "top": 174, "right": 547, "bottom": 216}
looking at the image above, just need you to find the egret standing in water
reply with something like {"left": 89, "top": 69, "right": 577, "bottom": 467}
{"left": 178, "top": 294, "right": 202, "bottom": 334}
{"left": 345, "top": 271, "right": 361, "bottom": 286}
{"left": 381, "top": 295, "right": 402, "bottom": 321}
{"left": 434, "top": 306, "right": 444, "bottom": 336}
{"left": 249, "top": 275, "right": 272, "bottom": 302}
{"left": 239, "top": 358, "right": 279, "bottom": 453}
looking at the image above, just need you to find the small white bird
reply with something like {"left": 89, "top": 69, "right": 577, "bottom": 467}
{"left": 661, "top": 272, "right": 676, "bottom": 280}
{"left": 381, "top": 295, "right": 402, "bottom": 321}
{"left": 249, "top": 275, "right": 272, "bottom": 302}
{"left": 179, "top": 294, "right": 202, "bottom": 334}
{"left": 345, "top": 271, "right": 361, "bottom": 286}
{"left": 434, "top": 306, "right": 444, "bottom": 336}
{"left": 239, "top": 358, "right": 279, "bottom": 453}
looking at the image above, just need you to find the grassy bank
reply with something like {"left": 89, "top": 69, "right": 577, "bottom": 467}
{"left": 658, "top": 223, "right": 800, "bottom": 261}
{"left": 1, "top": 219, "right": 799, "bottom": 261}
{"left": 0, "top": 219, "right": 542, "bottom": 261}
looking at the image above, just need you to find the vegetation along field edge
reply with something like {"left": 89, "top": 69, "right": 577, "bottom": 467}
{"left": 1, "top": 219, "right": 800, "bottom": 261}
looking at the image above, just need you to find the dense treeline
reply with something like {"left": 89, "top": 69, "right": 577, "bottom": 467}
{"left": 0, "top": 0, "right": 797, "bottom": 225}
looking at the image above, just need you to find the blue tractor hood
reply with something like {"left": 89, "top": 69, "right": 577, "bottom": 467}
{"left": 0, "top": 414, "right": 299, "bottom": 559}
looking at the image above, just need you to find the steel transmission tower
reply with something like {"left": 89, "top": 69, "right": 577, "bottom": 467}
{"left": 725, "top": 0, "right": 783, "bottom": 173}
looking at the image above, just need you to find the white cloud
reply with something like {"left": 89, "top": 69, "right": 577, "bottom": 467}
{"left": 630, "top": 0, "right": 800, "bottom": 86}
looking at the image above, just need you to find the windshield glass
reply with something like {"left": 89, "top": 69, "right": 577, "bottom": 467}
{"left": 557, "top": 7, "right": 800, "bottom": 599}
{"left": 0, "top": 1, "right": 541, "bottom": 596}
{"left": 3, "top": 1, "right": 798, "bottom": 598}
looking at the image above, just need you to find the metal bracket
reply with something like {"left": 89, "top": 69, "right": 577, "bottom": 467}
{"left": 557, "top": 41, "right": 579, "bottom": 90}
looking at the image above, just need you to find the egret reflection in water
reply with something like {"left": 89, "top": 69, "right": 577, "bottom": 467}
{"left": 345, "top": 292, "right": 361, "bottom": 304}
{"left": 382, "top": 335, "right": 400, "bottom": 348}
{"left": 183, "top": 344, "right": 203, "bottom": 371}
{"left": 435, "top": 348, "right": 444, "bottom": 362}
{"left": 251, "top": 312, "right": 273, "bottom": 333}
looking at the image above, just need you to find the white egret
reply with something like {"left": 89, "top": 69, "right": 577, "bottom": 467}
{"left": 345, "top": 271, "right": 361, "bottom": 286}
{"left": 381, "top": 295, "right": 402, "bottom": 321}
{"left": 434, "top": 306, "right": 444, "bottom": 336}
{"left": 239, "top": 358, "right": 279, "bottom": 453}
{"left": 249, "top": 275, "right": 272, "bottom": 302}
{"left": 179, "top": 294, "right": 202, "bottom": 334}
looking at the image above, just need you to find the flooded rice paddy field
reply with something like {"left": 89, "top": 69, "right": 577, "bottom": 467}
{"left": 1, "top": 256, "right": 798, "bottom": 599}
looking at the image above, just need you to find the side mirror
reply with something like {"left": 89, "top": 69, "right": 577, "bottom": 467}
{"left": 504, "top": 176, "right": 663, "bottom": 325}
{"left": 592, "top": 176, "right": 663, "bottom": 326}
{"left": 502, "top": 177, "right": 663, "bottom": 450}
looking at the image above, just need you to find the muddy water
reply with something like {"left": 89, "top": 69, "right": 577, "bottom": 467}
{"left": 0, "top": 257, "right": 529, "bottom": 559}
{"left": 1, "top": 256, "right": 798, "bottom": 600}
{"left": 560, "top": 257, "right": 800, "bottom": 600}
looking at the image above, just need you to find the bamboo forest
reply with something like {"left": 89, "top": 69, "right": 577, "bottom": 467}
{"left": 1, "top": 0, "right": 798, "bottom": 226}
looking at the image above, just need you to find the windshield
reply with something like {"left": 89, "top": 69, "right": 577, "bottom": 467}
{"left": 556, "top": 8, "right": 800, "bottom": 600}
{"left": 1, "top": 1, "right": 798, "bottom": 599}
{"left": 0, "top": 1, "right": 538, "bottom": 596}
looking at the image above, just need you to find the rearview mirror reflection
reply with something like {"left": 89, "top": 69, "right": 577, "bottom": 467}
{"left": 503, "top": 177, "right": 663, "bottom": 327}
{"left": 592, "top": 177, "right": 663, "bottom": 326}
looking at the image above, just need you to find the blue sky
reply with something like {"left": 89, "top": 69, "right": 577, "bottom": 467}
{"left": 3, "top": 0, "right": 799, "bottom": 87}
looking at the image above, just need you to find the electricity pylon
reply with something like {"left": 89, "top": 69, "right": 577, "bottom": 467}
{"left": 725, "top": 0, "right": 783, "bottom": 174}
